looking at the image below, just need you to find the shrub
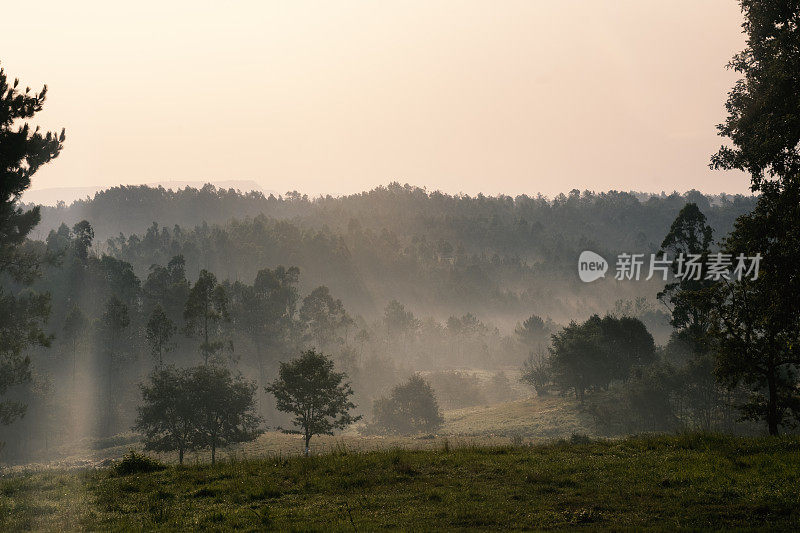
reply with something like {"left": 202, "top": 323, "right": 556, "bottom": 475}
{"left": 114, "top": 450, "right": 166, "bottom": 475}
{"left": 368, "top": 375, "right": 444, "bottom": 435}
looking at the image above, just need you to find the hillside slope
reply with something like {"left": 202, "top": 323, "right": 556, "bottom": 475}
{"left": 2, "top": 434, "right": 797, "bottom": 531}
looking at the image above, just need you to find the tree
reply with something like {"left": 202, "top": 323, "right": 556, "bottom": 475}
{"left": 231, "top": 266, "right": 300, "bottom": 385}
{"left": 384, "top": 300, "right": 421, "bottom": 337}
{"left": 299, "top": 286, "right": 353, "bottom": 349}
{"left": 134, "top": 365, "right": 261, "bottom": 465}
{"left": 549, "top": 320, "right": 602, "bottom": 404}
{"left": 515, "top": 314, "right": 549, "bottom": 348}
{"left": 146, "top": 305, "right": 176, "bottom": 369}
{"left": 61, "top": 304, "right": 87, "bottom": 389}
{"left": 708, "top": 2, "right": 800, "bottom": 435}
{"left": 72, "top": 220, "right": 94, "bottom": 262}
{"left": 0, "top": 63, "right": 64, "bottom": 432}
{"left": 549, "top": 315, "right": 655, "bottom": 404}
{"left": 712, "top": 181, "right": 800, "bottom": 434}
{"left": 266, "top": 349, "right": 360, "bottom": 455}
{"left": 143, "top": 255, "right": 190, "bottom": 324}
{"left": 710, "top": 0, "right": 800, "bottom": 190}
{"left": 189, "top": 364, "right": 261, "bottom": 464}
{"left": 134, "top": 366, "right": 195, "bottom": 464}
{"left": 658, "top": 204, "right": 727, "bottom": 430}
{"left": 520, "top": 347, "right": 551, "bottom": 396}
{"left": 383, "top": 299, "right": 420, "bottom": 354}
{"left": 658, "top": 203, "right": 716, "bottom": 354}
{"left": 370, "top": 375, "right": 443, "bottom": 435}
{"left": 596, "top": 315, "right": 656, "bottom": 381}
{"left": 97, "top": 296, "right": 131, "bottom": 436}
{"left": 184, "top": 269, "right": 230, "bottom": 364}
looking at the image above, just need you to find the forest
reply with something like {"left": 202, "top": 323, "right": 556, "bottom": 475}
{"left": 3, "top": 1, "right": 800, "bottom": 529}
{"left": 0, "top": 177, "right": 776, "bottom": 461}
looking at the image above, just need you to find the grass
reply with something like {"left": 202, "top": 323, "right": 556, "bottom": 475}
{"left": 2, "top": 433, "right": 799, "bottom": 531}
{"left": 443, "top": 395, "right": 592, "bottom": 438}
{"left": 4, "top": 396, "right": 588, "bottom": 469}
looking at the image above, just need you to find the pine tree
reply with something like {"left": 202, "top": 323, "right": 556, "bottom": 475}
{"left": 0, "top": 64, "right": 65, "bottom": 431}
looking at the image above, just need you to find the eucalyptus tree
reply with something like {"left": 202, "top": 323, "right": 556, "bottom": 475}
{"left": 184, "top": 269, "right": 230, "bottom": 364}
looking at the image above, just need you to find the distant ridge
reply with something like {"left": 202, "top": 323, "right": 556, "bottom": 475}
{"left": 23, "top": 180, "right": 272, "bottom": 206}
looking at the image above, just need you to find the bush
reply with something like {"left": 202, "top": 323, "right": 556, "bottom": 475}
{"left": 366, "top": 375, "right": 444, "bottom": 435}
{"left": 114, "top": 450, "right": 166, "bottom": 475}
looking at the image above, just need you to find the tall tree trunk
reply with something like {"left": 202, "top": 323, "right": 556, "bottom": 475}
{"left": 767, "top": 368, "right": 779, "bottom": 436}
{"left": 304, "top": 433, "right": 311, "bottom": 457}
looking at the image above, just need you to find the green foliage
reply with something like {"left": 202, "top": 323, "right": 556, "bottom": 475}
{"left": 229, "top": 265, "right": 300, "bottom": 381}
{"left": 184, "top": 270, "right": 230, "bottom": 364}
{"left": 299, "top": 286, "right": 353, "bottom": 349}
{"left": 134, "top": 366, "right": 196, "bottom": 464}
{"left": 0, "top": 64, "right": 64, "bottom": 431}
{"left": 369, "top": 375, "right": 444, "bottom": 435}
{"left": 266, "top": 349, "right": 361, "bottom": 452}
{"left": 520, "top": 348, "right": 551, "bottom": 396}
{"left": 3, "top": 434, "right": 800, "bottom": 530}
{"left": 657, "top": 202, "right": 716, "bottom": 353}
{"left": 712, "top": 181, "right": 800, "bottom": 434}
{"left": 549, "top": 314, "right": 656, "bottom": 403}
{"left": 145, "top": 305, "right": 176, "bottom": 369}
{"left": 189, "top": 364, "right": 262, "bottom": 464}
{"left": 134, "top": 365, "right": 262, "bottom": 464}
{"left": 515, "top": 314, "right": 549, "bottom": 348}
{"left": 711, "top": 0, "right": 800, "bottom": 189}
{"left": 114, "top": 450, "right": 166, "bottom": 475}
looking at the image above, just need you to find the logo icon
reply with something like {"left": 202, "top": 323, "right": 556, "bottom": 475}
{"left": 578, "top": 251, "right": 607, "bottom": 282}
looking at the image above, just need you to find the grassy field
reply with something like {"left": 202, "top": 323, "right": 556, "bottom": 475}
{"left": 3, "top": 395, "right": 590, "bottom": 469}
{"left": 2, "top": 433, "right": 799, "bottom": 531}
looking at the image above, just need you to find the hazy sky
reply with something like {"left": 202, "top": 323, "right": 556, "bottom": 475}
{"left": 4, "top": 0, "right": 750, "bottom": 198}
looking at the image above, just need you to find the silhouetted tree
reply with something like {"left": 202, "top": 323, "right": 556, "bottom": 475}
{"left": 231, "top": 266, "right": 300, "bottom": 384}
{"left": 0, "top": 63, "right": 64, "bottom": 432}
{"left": 266, "top": 349, "right": 360, "bottom": 455}
{"left": 97, "top": 296, "right": 131, "bottom": 436}
{"left": 299, "top": 286, "right": 353, "bottom": 349}
{"left": 384, "top": 300, "right": 421, "bottom": 337}
{"left": 134, "top": 366, "right": 195, "bottom": 464}
{"left": 189, "top": 364, "right": 261, "bottom": 464}
{"left": 658, "top": 203, "right": 726, "bottom": 430}
{"left": 658, "top": 203, "right": 715, "bottom": 353}
{"left": 370, "top": 374, "right": 443, "bottom": 435}
{"left": 550, "top": 315, "right": 655, "bottom": 404}
{"left": 515, "top": 314, "right": 549, "bottom": 348}
{"left": 72, "top": 220, "right": 94, "bottom": 262}
{"left": 61, "top": 304, "right": 87, "bottom": 389}
{"left": 146, "top": 304, "right": 176, "bottom": 369}
{"left": 184, "top": 269, "right": 230, "bottom": 364}
{"left": 550, "top": 320, "right": 601, "bottom": 404}
{"left": 708, "top": 1, "right": 800, "bottom": 435}
{"left": 712, "top": 182, "right": 800, "bottom": 435}
{"left": 143, "top": 255, "right": 190, "bottom": 324}
{"left": 710, "top": 0, "right": 800, "bottom": 190}
{"left": 520, "top": 347, "right": 551, "bottom": 396}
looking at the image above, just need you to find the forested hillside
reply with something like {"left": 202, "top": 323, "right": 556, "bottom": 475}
{"left": 29, "top": 183, "right": 756, "bottom": 322}
{"left": 3, "top": 183, "right": 760, "bottom": 462}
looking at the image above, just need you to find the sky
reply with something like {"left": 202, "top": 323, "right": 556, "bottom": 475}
{"left": 3, "top": 0, "right": 751, "bottom": 199}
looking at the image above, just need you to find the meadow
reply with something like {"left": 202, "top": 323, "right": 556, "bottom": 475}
{"left": 2, "top": 433, "right": 798, "bottom": 531}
